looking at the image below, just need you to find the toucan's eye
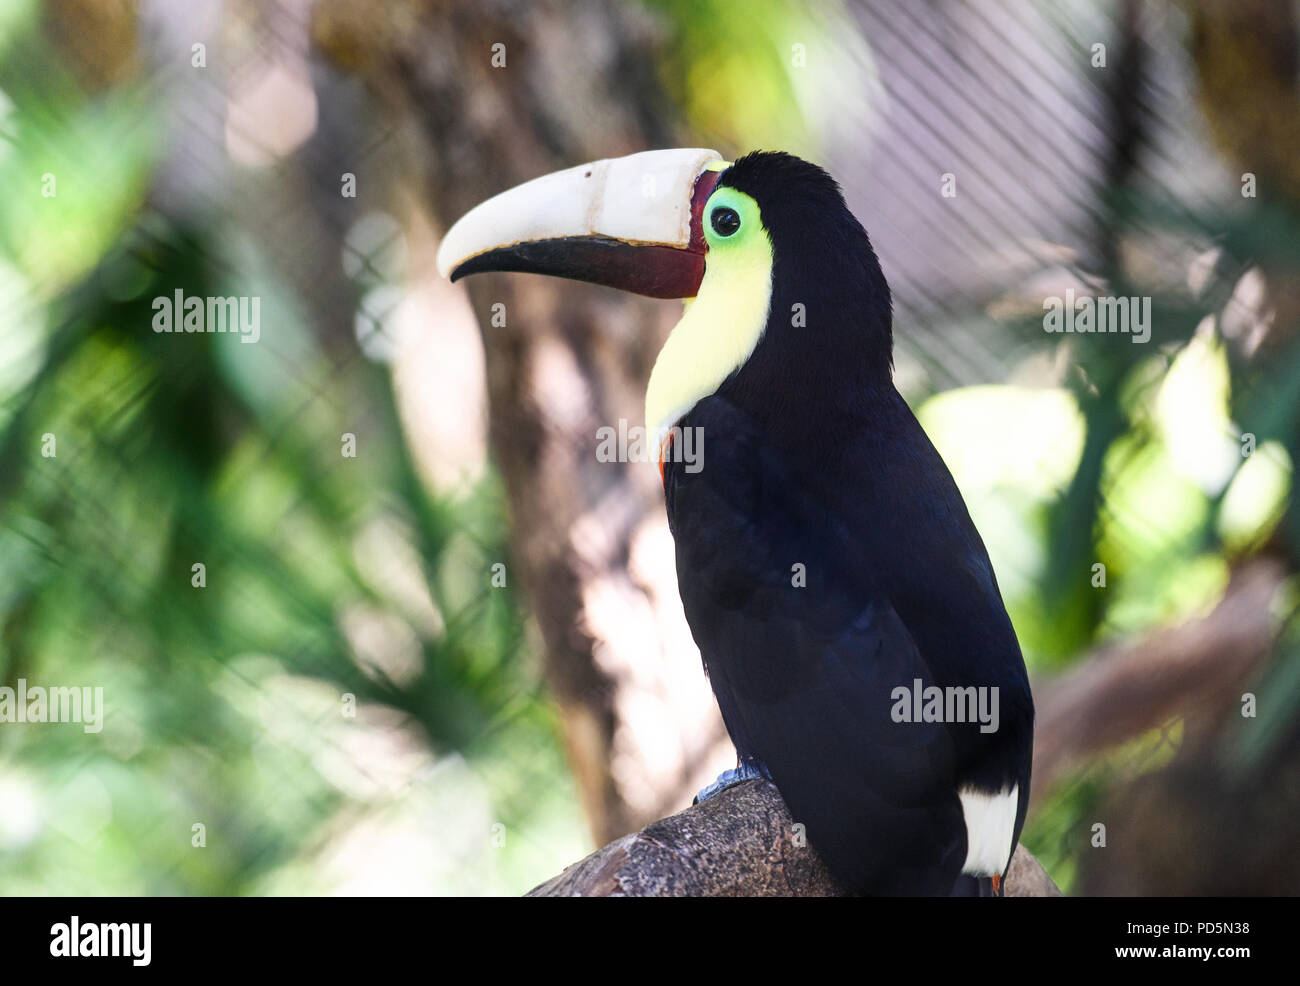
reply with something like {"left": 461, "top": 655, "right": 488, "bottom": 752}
{"left": 710, "top": 206, "right": 741, "bottom": 237}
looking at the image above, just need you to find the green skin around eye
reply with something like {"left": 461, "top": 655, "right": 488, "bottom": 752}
{"left": 704, "top": 188, "right": 764, "bottom": 251}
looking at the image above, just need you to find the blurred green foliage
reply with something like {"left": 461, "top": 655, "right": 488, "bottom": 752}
{"left": 0, "top": 4, "right": 583, "bottom": 894}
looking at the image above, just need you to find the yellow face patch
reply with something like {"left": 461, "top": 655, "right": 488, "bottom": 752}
{"left": 645, "top": 186, "right": 774, "bottom": 437}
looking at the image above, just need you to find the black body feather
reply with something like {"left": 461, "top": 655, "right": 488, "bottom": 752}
{"left": 662, "top": 152, "right": 1033, "bottom": 894}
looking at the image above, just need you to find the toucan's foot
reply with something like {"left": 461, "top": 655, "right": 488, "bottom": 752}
{"left": 693, "top": 760, "right": 771, "bottom": 804}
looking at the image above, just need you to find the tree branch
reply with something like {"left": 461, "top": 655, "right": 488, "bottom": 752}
{"left": 526, "top": 779, "right": 1061, "bottom": 897}
{"left": 1031, "top": 558, "right": 1286, "bottom": 801}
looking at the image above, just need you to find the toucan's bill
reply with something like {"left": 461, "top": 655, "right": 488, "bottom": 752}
{"left": 435, "top": 148, "right": 725, "bottom": 299}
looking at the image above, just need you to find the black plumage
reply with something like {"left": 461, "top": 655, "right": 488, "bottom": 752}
{"left": 662, "top": 152, "right": 1033, "bottom": 895}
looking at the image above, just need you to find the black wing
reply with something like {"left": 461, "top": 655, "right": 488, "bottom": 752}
{"left": 666, "top": 395, "right": 984, "bottom": 894}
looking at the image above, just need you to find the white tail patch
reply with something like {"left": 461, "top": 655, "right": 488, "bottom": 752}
{"left": 959, "top": 785, "right": 1019, "bottom": 876}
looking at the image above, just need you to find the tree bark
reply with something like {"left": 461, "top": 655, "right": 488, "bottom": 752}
{"left": 527, "top": 779, "right": 1062, "bottom": 897}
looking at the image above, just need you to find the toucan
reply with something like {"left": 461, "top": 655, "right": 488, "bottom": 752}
{"left": 437, "top": 149, "right": 1034, "bottom": 896}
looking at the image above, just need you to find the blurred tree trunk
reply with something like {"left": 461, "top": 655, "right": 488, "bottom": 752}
{"left": 313, "top": 0, "right": 732, "bottom": 844}
{"left": 1188, "top": 0, "right": 1300, "bottom": 367}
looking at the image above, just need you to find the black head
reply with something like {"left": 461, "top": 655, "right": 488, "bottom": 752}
{"left": 718, "top": 151, "right": 894, "bottom": 385}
